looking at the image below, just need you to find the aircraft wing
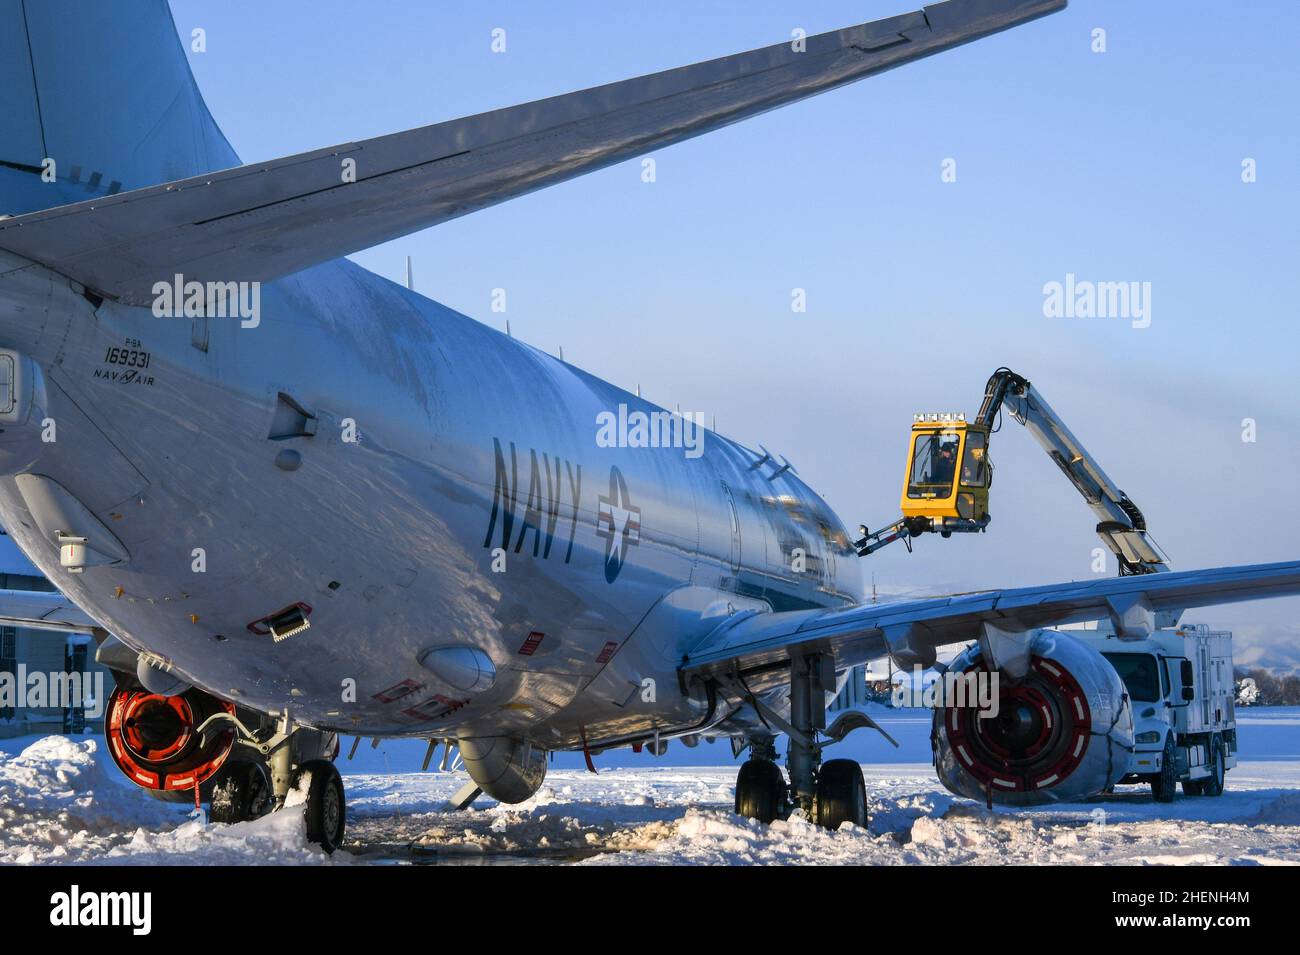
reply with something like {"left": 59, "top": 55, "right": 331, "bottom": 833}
{"left": 682, "top": 561, "right": 1300, "bottom": 691}
{"left": 0, "top": 588, "right": 101, "bottom": 636}
{"left": 0, "top": 0, "right": 1065, "bottom": 305}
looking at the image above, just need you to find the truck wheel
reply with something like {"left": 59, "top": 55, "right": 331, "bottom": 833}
{"left": 1201, "top": 735, "right": 1226, "bottom": 798}
{"left": 1182, "top": 778, "right": 1204, "bottom": 796}
{"left": 1151, "top": 735, "right": 1177, "bottom": 803}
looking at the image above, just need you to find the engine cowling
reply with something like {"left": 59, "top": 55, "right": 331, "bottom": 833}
{"left": 933, "top": 631, "right": 1133, "bottom": 806}
{"left": 105, "top": 684, "right": 236, "bottom": 797}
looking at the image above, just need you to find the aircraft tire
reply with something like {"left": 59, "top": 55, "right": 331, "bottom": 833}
{"left": 735, "top": 759, "right": 786, "bottom": 824}
{"left": 815, "top": 758, "right": 868, "bottom": 830}
{"left": 294, "top": 759, "right": 347, "bottom": 853}
{"left": 209, "top": 760, "right": 272, "bottom": 824}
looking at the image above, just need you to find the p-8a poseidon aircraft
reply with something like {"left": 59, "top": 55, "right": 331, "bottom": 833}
{"left": 0, "top": 0, "right": 1296, "bottom": 852}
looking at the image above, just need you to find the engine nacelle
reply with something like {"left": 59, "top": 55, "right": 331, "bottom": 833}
{"left": 105, "top": 684, "right": 236, "bottom": 797}
{"left": 459, "top": 736, "right": 547, "bottom": 803}
{"left": 933, "top": 631, "right": 1133, "bottom": 806}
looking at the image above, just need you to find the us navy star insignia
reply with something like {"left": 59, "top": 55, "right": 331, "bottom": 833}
{"left": 596, "top": 466, "right": 640, "bottom": 583}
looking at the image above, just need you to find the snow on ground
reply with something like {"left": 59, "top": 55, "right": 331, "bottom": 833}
{"left": 344, "top": 762, "right": 1300, "bottom": 866}
{"left": 0, "top": 736, "right": 341, "bottom": 865}
{"left": 3, "top": 707, "right": 1299, "bottom": 865}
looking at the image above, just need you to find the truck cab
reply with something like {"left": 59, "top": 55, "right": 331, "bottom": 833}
{"left": 1069, "top": 622, "right": 1237, "bottom": 801}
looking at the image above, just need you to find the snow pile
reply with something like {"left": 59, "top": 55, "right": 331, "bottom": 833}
{"left": 0, "top": 736, "right": 344, "bottom": 865}
{"left": 588, "top": 808, "right": 893, "bottom": 865}
{"left": 579, "top": 790, "right": 1300, "bottom": 866}
{"left": 397, "top": 781, "right": 687, "bottom": 858}
{"left": 577, "top": 800, "right": 979, "bottom": 866}
{"left": 95, "top": 803, "right": 341, "bottom": 866}
{"left": 0, "top": 736, "right": 172, "bottom": 863}
{"left": 4, "top": 734, "right": 1300, "bottom": 865}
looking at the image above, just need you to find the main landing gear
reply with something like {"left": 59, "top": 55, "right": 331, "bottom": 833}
{"left": 105, "top": 686, "right": 344, "bottom": 852}
{"left": 294, "top": 760, "right": 347, "bottom": 852}
{"left": 197, "top": 708, "right": 346, "bottom": 853}
{"left": 735, "top": 739, "right": 786, "bottom": 824}
{"left": 732, "top": 652, "right": 873, "bottom": 831}
{"left": 814, "top": 759, "right": 869, "bottom": 830}
{"left": 209, "top": 760, "right": 272, "bottom": 825}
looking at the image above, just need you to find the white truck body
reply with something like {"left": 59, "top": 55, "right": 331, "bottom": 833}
{"left": 1068, "top": 622, "right": 1237, "bottom": 790}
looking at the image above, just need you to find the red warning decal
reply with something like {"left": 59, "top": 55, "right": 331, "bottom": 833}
{"left": 373, "top": 679, "right": 423, "bottom": 704}
{"left": 400, "top": 695, "right": 468, "bottom": 721}
{"left": 595, "top": 641, "right": 618, "bottom": 665}
{"left": 518, "top": 631, "right": 544, "bottom": 656}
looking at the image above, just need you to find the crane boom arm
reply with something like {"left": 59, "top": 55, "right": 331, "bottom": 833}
{"left": 856, "top": 368, "right": 1171, "bottom": 582}
{"left": 978, "top": 368, "right": 1169, "bottom": 576}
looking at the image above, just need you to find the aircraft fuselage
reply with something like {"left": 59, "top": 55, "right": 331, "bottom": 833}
{"left": 0, "top": 251, "right": 861, "bottom": 750}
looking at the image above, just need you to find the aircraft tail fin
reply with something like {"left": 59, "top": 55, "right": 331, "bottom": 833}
{"left": 0, "top": 0, "right": 237, "bottom": 218}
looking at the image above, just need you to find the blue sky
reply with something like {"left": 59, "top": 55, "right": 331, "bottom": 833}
{"left": 172, "top": 0, "right": 1300, "bottom": 658}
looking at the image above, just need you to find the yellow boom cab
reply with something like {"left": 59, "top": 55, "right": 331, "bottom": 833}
{"left": 899, "top": 414, "right": 991, "bottom": 528}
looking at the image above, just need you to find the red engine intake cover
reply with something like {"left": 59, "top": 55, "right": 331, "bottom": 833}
{"left": 105, "top": 685, "right": 236, "bottom": 792}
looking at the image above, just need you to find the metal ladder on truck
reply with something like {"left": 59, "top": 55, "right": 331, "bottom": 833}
{"left": 855, "top": 367, "right": 1171, "bottom": 578}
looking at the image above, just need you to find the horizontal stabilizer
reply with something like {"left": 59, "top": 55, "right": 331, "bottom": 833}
{"left": 0, "top": 0, "right": 1065, "bottom": 304}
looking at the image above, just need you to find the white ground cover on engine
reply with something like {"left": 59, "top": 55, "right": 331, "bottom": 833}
{"left": 3, "top": 722, "right": 1300, "bottom": 865}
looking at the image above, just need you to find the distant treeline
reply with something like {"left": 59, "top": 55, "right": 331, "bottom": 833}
{"left": 1236, "top": 668, "right": 1300, "bottom": 706}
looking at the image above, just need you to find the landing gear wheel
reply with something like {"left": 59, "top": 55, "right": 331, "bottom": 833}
{"left": 1202, "top": 735, "right": 1226, "bottom": 798}
{"left": 293, "top": 759, "right": 346, "bottom": 853}
{"left": 209, "top": 761, "right": 272, "bottom": 824}
{"left": 815, "top": 758, "right": 868, "bottom": 830}
{"left": 1151, "top": 735, "right": 1177, "bottom": 803}
{"left": 735, "top": 759, "right": 786, "bottom": 824}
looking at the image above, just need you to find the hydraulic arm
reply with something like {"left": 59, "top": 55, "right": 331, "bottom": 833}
{"left": 856, "top": 368, "right": 1170, "bottom": 577}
